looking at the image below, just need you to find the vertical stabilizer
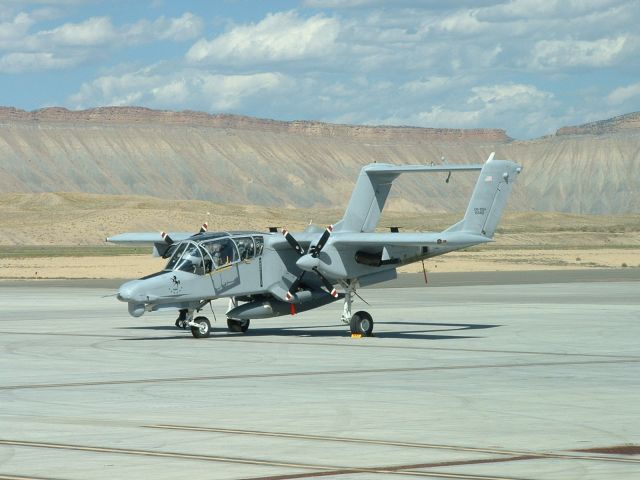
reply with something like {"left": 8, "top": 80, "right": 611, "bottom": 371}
{"left": 333, "top": 167, "right": 398, "bottom": 233}
{"left": 445, "top": 153, "right": 522, "bottom": 238}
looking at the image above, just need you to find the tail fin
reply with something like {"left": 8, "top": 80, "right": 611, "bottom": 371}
{"left": 445, "top": 153, "right": 521, "bottom": 238}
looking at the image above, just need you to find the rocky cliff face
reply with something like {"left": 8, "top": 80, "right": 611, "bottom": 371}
{"left": 556, "top": 112, "right": 640, "bottom": 136}
{"left": 0, "top": 106, "right": 638, "bottom": 214}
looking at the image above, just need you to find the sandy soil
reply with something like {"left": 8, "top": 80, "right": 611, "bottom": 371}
{"left": 0, "top": 192, "right": 638, "bottom": 279}
{"left": 2, "top": 249, "right": 638, "bottom": 280}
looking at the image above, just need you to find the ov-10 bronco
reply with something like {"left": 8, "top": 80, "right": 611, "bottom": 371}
{"left": 107, "top": 153, "right": 521, "bottom": 338}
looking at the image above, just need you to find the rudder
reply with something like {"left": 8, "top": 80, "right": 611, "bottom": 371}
{"left": 445, "top": 153, "right": 521, "bottom": 238}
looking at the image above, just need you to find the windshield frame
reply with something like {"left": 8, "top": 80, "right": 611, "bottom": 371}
{"left": 164, "top": 240, "right": 206, "bottom": 274}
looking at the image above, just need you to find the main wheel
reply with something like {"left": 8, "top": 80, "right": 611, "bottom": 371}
{"left": 350, "top": 311, "right": 374, "bottom": 337}
{"left": 191, "top": 316, "right": 211, "bottom": 338}
{"left": 227, "top": 318, "right": 250, "bottom": 333}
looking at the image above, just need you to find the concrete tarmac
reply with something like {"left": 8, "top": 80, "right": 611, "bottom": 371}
{"left": 0, "top": 273, "right": 639, "bottom": 479}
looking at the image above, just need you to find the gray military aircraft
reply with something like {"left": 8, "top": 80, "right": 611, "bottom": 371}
{"left": 107, "top": 153, "right": 521, "bottom": 338}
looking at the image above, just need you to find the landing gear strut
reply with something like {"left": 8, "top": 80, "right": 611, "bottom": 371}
{"left": 341, "top": 280, "right": 374, "bottom": 337}
{"left": 175, "top": 309, "right": 188, "bottom": 329}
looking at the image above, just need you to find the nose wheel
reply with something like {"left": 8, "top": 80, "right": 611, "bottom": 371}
{"left": 190, "top": 316, "right": 211, "bottom": 338}
{"left": 350, "top": 311, "right": 374, "bottom": 336}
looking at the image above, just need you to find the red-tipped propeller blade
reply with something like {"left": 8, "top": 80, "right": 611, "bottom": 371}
{"left": 161, "top": 231, "right": 174, "bottom": 245}
{"left": 310, "top": 225, "right": 333, "bottom": 258}
{"left": 313, "top": 267, "right": 338, "bottom": 298}
{"left": 282, "top": 228, "right": 305, "bottom": 256}
{"left": 285, "top": 272, "right": 306, "bottom": 301}
{"left": 199, "top": 222, "right": 208, "bottom": 234}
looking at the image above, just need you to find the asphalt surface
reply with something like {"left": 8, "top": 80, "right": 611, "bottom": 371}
{"left": 0, "top": 272, "right": 639, "bottom": 479}
{"left": 2, "top": 267, "right": 640, "bottom": 289}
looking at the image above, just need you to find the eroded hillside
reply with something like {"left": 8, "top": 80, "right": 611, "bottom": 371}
{"left": 0, "top": 106, "right": 639, "bottom": 214}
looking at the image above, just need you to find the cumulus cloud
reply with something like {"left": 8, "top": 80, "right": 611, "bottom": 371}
{"left": 0, "top": 11, "right": 203, "bottom": 73}
{"left": 41, "top": 16, "right": 116, "bottom": 46}
{"left": 68, "top": 67, "right": 293, "bottom": 112}
{"left": 468, "top": 83, "right": 553, "bottom": 109}
{"left": 608, "top": 83, "right": 640, "bottom": 105}
{"left": 529, "top": 36, "right": 628, "bottom": 69}
{"left": 186, "top": 11, "right": 340, "bottom": 65}
{"left": 0, "top": 12, "right": 37, "bottom": 49}
{"left": 0, "top": 51, "right": 75, "bottom": 73}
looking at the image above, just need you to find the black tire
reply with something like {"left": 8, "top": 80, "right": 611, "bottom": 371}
{"left": 191, "top": 316, "right": 211, "bottom": 338}
{"left": 350, "top": 311, "right": 374, "bottom": 337}
{"left": 227, "top": 318, "right": 250, "bottom": 333}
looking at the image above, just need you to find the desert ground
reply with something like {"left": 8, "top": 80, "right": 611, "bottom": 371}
{"left": 0, "top": 192, "right": 638, "bottom": 279}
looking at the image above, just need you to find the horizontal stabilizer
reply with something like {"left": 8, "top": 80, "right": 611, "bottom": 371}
{"left": 334, "top": 162, "right": 483, "bottom": 234}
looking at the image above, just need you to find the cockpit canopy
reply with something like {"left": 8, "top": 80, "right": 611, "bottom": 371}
{"left": 165, "top": 234, "right": 264, "bottom": 274}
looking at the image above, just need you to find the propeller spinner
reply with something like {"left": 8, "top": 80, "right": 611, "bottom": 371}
{"left": 282, "top": 225, "right": 338, "bottom": 300}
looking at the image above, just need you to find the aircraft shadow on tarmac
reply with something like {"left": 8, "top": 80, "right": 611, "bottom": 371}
{"left": 119, "top": 321, "right": 499, "bottom": 341}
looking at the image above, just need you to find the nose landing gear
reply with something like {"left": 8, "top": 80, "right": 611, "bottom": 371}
{"left": 175, "top": 309, "right": 211, "bottom": 338}
{"left": 190, "top": 316, "right": 211, "bottom": 338}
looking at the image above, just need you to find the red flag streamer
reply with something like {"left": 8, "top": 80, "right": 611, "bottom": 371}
{"left": 290, "top": 303, "right": 296, "bottom": 315}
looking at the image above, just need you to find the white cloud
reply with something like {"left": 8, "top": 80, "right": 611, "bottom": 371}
{"left": 401, "top": 76, "right": 451, "bottom": 94}
{"left": 529, "top": 36, "right": 628, "bottom": 69}
{"left": 186, "top": 11, "right": 340, "bottom": 65}
{"left": 435, "top": 10, "right": 487, "bottom": 34}
{"left": 41, "top": 16, "right": 116, "bottom": 46}
{"left": 0, "top": 12, "right": 36, "bottom": 46}
{"left": 0, "top": 51, "right": 75, "bottom": 73}
{"left": 468, "top": 83, "right": 553, "bottom": 109}
{"left": 374, "top": 82, "right": 554, "bottom": 137}
{"left": 608, "top": 83, "right": 640, "bottom": 105}
{"left": 122, "top": 12, "right": 203, "bottom": 43}
{"left": 68, "top": 67, "right": 293, "bottom": 112}
{"left": 0, "top": 11, "right": 204, "bottom": 73}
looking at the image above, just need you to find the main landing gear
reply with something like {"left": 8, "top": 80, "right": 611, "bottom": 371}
{"left": 341, "top": 280, "right": 374, "bottom": 337}
{"left": 227, "top": 318, "right": 250, "bottom": 333}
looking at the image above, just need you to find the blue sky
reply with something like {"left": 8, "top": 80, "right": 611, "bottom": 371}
{"left": 1, "top": 0, "right": 639, "bottom": 138}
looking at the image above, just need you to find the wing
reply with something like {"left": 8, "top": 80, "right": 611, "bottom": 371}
{"left": 106, "top": 232, "right": 194, "bottom": 245}
{"left": 106, "top": 232, "right": 195, "bottom": 257}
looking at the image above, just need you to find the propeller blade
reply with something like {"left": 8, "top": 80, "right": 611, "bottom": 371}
{"left": 285, "top": 272, "right": 305, "bottom": 301}
{"left": 199, "top": 222, "right": 208, "bottom": 234}
{"left": 282, "top": 228, "right": 305, "bottom": 256}
{"left": 313, "top": 267, "right": 338, "bottom": 298}
{"left": 161, "top": 231, "right": 174, "bottom": 245}
{"left": 310, "top": 225, "right": 333, "bottom": 258}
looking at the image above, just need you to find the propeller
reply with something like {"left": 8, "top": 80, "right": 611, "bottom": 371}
{"left": 282, "top": 225, "right": 338, "bottom": 300}
{"left": 309, "top": 225, "right": 333, "bottom": 257}
{"left": 160, "top": 222, "right": 209, "bottom": 258}
{"left": 282, "top": 228, "right": 304, "bottom": 255}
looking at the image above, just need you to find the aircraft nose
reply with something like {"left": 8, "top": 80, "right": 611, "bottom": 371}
{"left": 117, "top": 280, "right": 140, "bottom": 302}
{"left": 296, "top": 254, "right": 320, "bottom": 272}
